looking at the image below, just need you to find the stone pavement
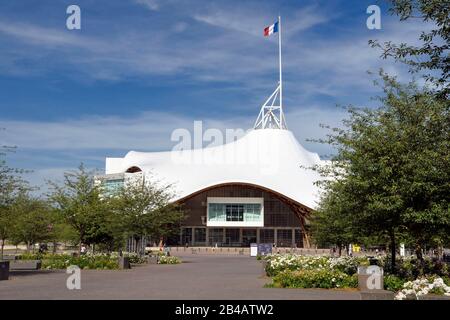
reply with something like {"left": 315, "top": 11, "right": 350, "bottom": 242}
{"left": 0, "top": 254, "right": 361, "bottom": 300}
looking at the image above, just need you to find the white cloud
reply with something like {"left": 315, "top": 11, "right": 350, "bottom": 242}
{"left": 1, "top": 104, "right": 344, "bottom": 154}
{"left": 134, "top": 0, "right": 160, "bottom": 11}
{"left": 284, "top": 5, "right": 331, "bottom": 36}
{"left": 2, "top": 106, "right": 347, "bottom": 192}
{"left": 0, "top": 11, "right": 426, "bottom": 98}
{"left": 192, "top": 4, "right": 329, "bottom": 38}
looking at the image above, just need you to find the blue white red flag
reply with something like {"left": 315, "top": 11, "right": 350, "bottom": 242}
{"left": 264, "top": 21, "right": 278, "bottom": 37}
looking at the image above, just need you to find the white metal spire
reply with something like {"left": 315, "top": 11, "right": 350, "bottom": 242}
{"left": 254, "top": 15, "right": 287, "bottom": 130}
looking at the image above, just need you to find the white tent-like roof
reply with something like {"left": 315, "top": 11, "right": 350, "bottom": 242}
{"left": 105, "top": 128, "right": 323, "bottom": 210}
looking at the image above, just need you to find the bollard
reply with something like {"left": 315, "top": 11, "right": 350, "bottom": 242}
{"left": 0, "top": 261, "right": 9, "bottom": 281}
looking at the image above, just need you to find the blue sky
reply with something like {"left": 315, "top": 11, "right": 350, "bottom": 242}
{"left": 0, "top": 0, "right": 425, "bottom": 190}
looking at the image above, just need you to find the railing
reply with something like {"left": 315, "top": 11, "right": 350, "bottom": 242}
{"left": 161, "top": 246, "right": 332, "bottom": 255}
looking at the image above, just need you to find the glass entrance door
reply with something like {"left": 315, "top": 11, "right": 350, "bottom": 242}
{"left": 242, "top": 229, "right": 257, "bottom": 246}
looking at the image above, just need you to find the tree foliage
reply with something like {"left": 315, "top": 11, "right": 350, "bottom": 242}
{"left": 108, "top": 176, "right": 183, "bottom": 253}
{"left": 311, "top": 73, "right": 449, "bottom": 272}
{"left": 9, "top": 194, "right": 56, "bottom": 251}
{"left": 49, "top": 165, "right": 184, "bottom": 254}
{"left": 0, "top": 131, "right": 28, "bottom": 258}
{"left": 49, "top": 164, "right": 109, "bottom": 253}
{"left": 370, "top": 0, "right": 450, "bottom": 98}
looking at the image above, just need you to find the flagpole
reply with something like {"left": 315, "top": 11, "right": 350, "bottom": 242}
{"left": 278, "top": 15, "right": 283, "bottom": 127}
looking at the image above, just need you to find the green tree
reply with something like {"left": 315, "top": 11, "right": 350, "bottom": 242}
{"left": 370, "top": 0, "right": 449, "bottom": 98}
{"left": 311, "top": 181, "right": 360, "bottom": 255}
{"left": 49, "top": 164, "right": 109, "bottom": 254}
{"left": 312, "top": 74, "right": 449, "bottom": 272}
{"left": 0, "top": 131, "right": 27, "bottom": 259}
{"left": 109, "top": 176, "right": 183, "bottom": 254}
{"left": 10, "top": 194, "right": 56, "bottom": 252}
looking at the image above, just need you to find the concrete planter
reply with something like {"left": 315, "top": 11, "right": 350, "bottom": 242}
{"left": 147, "top": 256, "right": 158, "bottom": 264}
{"left": 118, "top": 256, "right": 131, "bottom": 269}
{"left": 0, "top": 261, "right": 9, "bottom": 280}
{"left": 417, "top": 294, "right": 450, "bottom": 300}
{"left": 1, "top": 255, "right": 17, "bottom": 261}
{"left": 360, "top": 290, "right": 395, "bottom": 300}
{"left": 10, "top": 260, "right": 41, "bottom": 270}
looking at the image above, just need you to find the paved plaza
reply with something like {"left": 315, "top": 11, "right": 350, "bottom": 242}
{"left": 0, "top": 254, "right": 360, "bottom": 300}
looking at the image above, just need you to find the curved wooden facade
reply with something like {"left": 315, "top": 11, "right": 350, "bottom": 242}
{"left": 173, "top": 182, "right": 312, "bottom": 248}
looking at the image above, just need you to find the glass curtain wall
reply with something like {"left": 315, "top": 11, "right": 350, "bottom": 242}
{"left": 194, "top": 228, "right": 206, "bottom": 245}
{"left": 276, "top": 229, "right": 292, "bottom": 247}
{"left": 209, "top": 228, "right": 224, "bottom": 246}
{"left": 209, "top": 203, "right": 261, "bottom": 222}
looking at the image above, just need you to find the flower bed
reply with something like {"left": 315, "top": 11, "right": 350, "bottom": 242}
{"left": 263, "top": 254, "right": 364, "bottom": 289}
{"left": 43, "top": 254, "right": 119, "bottom": 270}
{"left": 124, "top": 252, "right": 148, "bottom": 264}
{"left": 395, "top": 277, "right": 450, "bottom": 300}
{"left": 263, "top": 253, "right": 450, "bottom": 296}
{"left": 17, "top": 252, "right": 147, "bottom": 270}
{"left": 273, "top": 269, "right": 358, "bottom": 289}
{"left": 264, "top": 254, "right": 366, "bottom": 277}
{"left": 158, "top": 255, "right": 181, "bottom": 264}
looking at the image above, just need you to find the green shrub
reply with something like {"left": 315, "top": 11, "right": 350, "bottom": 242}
{"left": 18, "top": 251, "right": 152, "bottom": 269}
{"left": 123, "top": 253, "right": 147, "bottom": 264}
{"left": 17, "top": 253, "right": 42, "bottom": 260}
{"left": 29, "top": 253, "right": 120, "bottom": 270}
{"left": 380, "top": 256, "right": 449, "bottom": 280}
{"left": 273, "top": 269, "right": 358, "bottom": 289}
{"left": 384, "top": 274, "right": 406, "bottom": 292}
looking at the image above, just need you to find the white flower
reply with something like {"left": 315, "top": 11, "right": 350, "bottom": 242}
{"left": 395, "top": 292, "right": 407, "bottom": 300}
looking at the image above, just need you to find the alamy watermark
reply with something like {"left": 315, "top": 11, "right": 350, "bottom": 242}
{"left": 366, "top": 5, "right": 381, "bottom": 30}
{"left": 170, "top": 121, "right": 281, "bottom": 175}
{"left": 66, "top": 265, "right": 81, "bottom": 290}
{"left": 66, "top": 5, "right": 81, "bottom": 30}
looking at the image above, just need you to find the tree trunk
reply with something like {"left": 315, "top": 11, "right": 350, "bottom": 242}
{"left": 0, "top": 239, "right": 4, "bottom": 260}
{"left": 390, "top": 231, "right": 396, "bottom": 274}
{"left": 414, "top": 242, "right": 425, "bottom": 275}
{"left": 415, "top": 243, "right": 423, "bottom": 261}
{"left": 134, "top": 237, "right": 139, "bottom": 254}
{"left": 79, "top": 231, "right": 84, "bottom": 255}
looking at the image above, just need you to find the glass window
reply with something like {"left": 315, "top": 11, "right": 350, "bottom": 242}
{"left": 194, "top": 228, "right": 206, "bottom": 244}
{"left": 225, "top": 229, "right": 240, "bottom": 244}
{"left": 226, "top": 204, "right": 244, "bottom": 221}
{"left": 242, "top": 229, "right": 257, "bottom": 246}
{"left": 182, "top": 228, "right": 192, "bottom": 246}
{"left": 277, "top": 229, "right": 292, "bottom": 247}
{"left": 209, "top": 228, "right": 223, "bottom": 245}
{"left": 295, "top": 229, "right": 303, "bottom": 248}
{"left": 244, "top": 204, "right": 261, "bottom": 221}
{"left": 208, "top": 203, "right": 261, "bottom": 222}
{"left": 209, "top": 203, "right": 226, "bottom": 221}
{"left": 260, "top": 229, "right": 274, "bottom": 244}
{"left": 103, "top": 179, "right": 124, "bottom": 196}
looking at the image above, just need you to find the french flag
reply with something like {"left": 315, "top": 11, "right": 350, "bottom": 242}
{"left": 264, "top": 21, "right": 278, "bottom": 37}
